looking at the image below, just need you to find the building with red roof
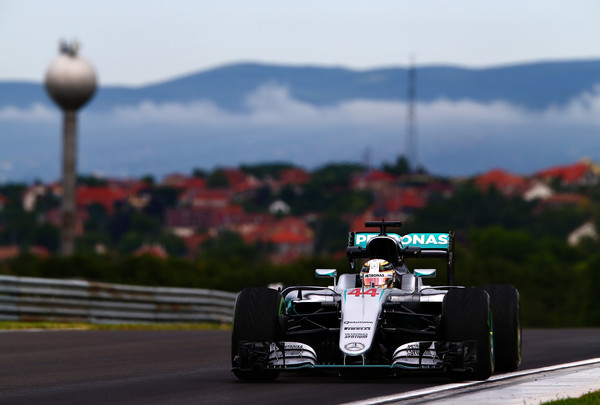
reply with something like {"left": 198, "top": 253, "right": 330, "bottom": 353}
{"left": 162, "top": 173, "right": 189, "bottom": 188}
{"left": 534, "top": 159, "right": 600, "bottom": 187}
{"left": 235, "top": 216, "right": 314, "bottom": 263}
{"left": 76, "top": 186, "right": 129, "bottom": 215}
{"left": 383, "top": 188, "right": 427, "bottom": 213}
{"left": 179, "top": 189, "right": 232, "bottom": 209}
{"left": 474, "top": 169, "right": 529, "bottom": 197}
{"left": 179, "top": 233, "right": 211, "bottom": 259}
{"left": 183, "top": 177, "right": 207, "bottom": 189}
{"left": 279, "top": 168, "right": 310, "bottom": 186}
{"left": 134, "top": 243, "right": 168, "bottom": 259}
{"left": 267, "top": 217, "right": 314, "bottom": 263}
{"left": 166, "top": 205, "right": 244, "bottom": 231}
{"left": 0, "top": 245, "right": 19, "bottom": 261}
{"left": 0, "top": 245, "right": 50, "bottom": 261}
{"left": 221, "top": 168, "right": 260, "bottom": 193}
{"left": 352, "top": 170, "right": 395, "bottom": 191}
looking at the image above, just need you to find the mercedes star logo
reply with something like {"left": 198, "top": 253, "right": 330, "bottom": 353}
{"left": 344, "top": 342, "right": 365, "bottom": 352}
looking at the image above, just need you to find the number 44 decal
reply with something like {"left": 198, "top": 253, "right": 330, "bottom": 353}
{"left": 347, "top": 288, "right": 379, "bottom": 297}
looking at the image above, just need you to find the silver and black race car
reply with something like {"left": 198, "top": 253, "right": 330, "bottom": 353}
{"left": 231, "top": 220, "right": 521, "bottom": 381}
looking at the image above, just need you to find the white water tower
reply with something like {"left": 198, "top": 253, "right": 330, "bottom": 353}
{"left": 45, "top": 41, "right": 97, "bottom": 256}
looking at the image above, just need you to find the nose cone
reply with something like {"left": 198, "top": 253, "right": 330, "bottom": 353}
{"left": 45, "top": 53, "right": 97, "bottom": 111}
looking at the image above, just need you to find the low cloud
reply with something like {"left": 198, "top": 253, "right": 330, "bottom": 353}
{"left": 105, "top": 82, "right": 600, "bottom": 132}
{"left": 2, "top": 83, "right": 600, "bottom": 180}
{"left": 110, "top": 84, "right": 405, "bottom": 130}
{"left": 0, "top": 103, "right": 58, "bottom": 122}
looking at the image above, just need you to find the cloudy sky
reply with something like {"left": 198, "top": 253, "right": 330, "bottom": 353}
{"left": 1, "top": 0, "right": 599, "bottom": 85}
{"left": 1, "top": 1, "right": 599, "bottom": 181}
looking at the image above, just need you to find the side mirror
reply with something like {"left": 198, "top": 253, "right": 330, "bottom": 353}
{"left": 414, "top": 269, "right": 436, "bottom": 279}
{"left": 315, "top": 268, "right": 337, "bottom": 278}
{"left": 315, "top": 268, "right": 337, "bottom": 288}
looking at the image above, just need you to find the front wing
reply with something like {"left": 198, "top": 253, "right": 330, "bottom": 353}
{"left": 233, "top": 339, "right": 479, "bottom": 373}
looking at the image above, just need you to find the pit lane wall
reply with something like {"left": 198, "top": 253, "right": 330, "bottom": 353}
{"left": 0, "top": 275, "right": 236, "bottom": 324}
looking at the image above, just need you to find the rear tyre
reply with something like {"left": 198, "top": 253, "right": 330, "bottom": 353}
{"left": 483, "top": 284, "right": 521, "bottom": 372}
{"left": 231, "top": 287, "right": 283, "bottom": 382}
{"left": 441, "top": 287, "right": 494, "bottom": 380}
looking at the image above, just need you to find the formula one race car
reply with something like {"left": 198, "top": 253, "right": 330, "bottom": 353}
{"left": 231, "top": 220, "right": 521, "bottom": 381}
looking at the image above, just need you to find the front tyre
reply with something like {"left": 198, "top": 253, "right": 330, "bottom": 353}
{"left": 231, "top": 287, "right": 283, "bottom": 381}
{"left": 441, "top": 287, "right": 494, "bottom": 380}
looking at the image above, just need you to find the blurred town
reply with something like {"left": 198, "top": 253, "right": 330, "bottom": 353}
{"left": 1, "top": 156, "right": 599, "bottom": 262}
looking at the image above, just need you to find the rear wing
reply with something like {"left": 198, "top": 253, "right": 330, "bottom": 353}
{"left": 346, "top": 221, "right": 456, "bottom": 285}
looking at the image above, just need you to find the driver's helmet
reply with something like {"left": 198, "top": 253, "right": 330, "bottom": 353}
{"left": 361, "top": 259, "right": 395, "bottom": 288}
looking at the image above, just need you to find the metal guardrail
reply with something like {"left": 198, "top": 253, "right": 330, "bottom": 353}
{"left": 0, "top": 275, "right": 237, "bottom": 324}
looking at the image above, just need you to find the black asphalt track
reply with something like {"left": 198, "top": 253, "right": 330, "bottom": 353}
{"left": 1, "top": 329, "right": 599, "bottom": 404}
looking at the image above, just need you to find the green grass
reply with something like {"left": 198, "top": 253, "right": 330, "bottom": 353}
{"left": 542, "top": 391, "right": 600, "bottom": 404}
{"left": 0, "top": 321, "right": 231, "bottom": 331}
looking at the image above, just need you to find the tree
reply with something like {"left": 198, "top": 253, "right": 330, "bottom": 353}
{"left": 383, "top": 155, "right": 411, "bottom": 175}
{"left": 85, "top": 203, "right": 109, "bottom": 233}
{"left": 159, "top": 233, "right": 188, "bottom": 257}
{"left": 140, "top": 174, "right": 155, "bottom": 185}
{"left": 191, "top": 167, "right": 208, "bottom": 178}
{"left": 312, "top": 216, "right": 348, "bottom": 255}
{"left": 29, "top": 223, "right": 60, "bottom": 253}
{"left": 206, "top": 169, "right": 231, "bottom": 188}
{"left": 77, "top": 175, "right": 107, "bottom": 186}
{"left": 310, "top": 163, "right": 365, "bottom": 188}
{"left": 130, "top": 212, "right": 161, "bottom": 237}
{"left": 240, "top": 162, "right": 295, "bottom": 179}
{"left": 118, "top": 231, "right": 146, "bottom": 255}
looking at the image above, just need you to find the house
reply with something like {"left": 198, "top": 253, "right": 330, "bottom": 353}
{"left": 0, "top": 245, "right": 19, "bottom": 261}
{"left": 179, "top": 233, "right": 211, "bottom": 259}
{"left": 232, "top": 215, "right": 277, "bottom": 245}
{"left": 534, "top": 159, "right": 600, "bottom": 187}
{"left": 165, "top": 205, "right": 244, "bottom": 233}
{"left": 179, "top": 189, "right": 232, "bottom": 209}
{"left": 382, "top": 188, "right": 428, "bottom": 216}
{"left": 350, "top": 212, "right": 381, "bottom": 233}
{"left": 474, "top": 169, "right": 529, "bottom": 197}
{"left": 222, "top": 168, "right": 260, "bottom": 193}
{"left": 134, "top": 243, "right": 168, "bottom": 259}
{"left": 279, "top": 168, "right": 310, "bottom": 186}
{"left": 236, "top": 216, "right": 314, "bottom": 263}
{"left": 567, "top": 221, "right": 598, "bottom": 246}
{"left": 352, "top": 170, "right": 395, "bottom": 191}
{"left": 269, "top": 199, "right": 291, "bottom": 215}
{"left": 424, "top": 181, "right": 455, "bottom": 199}
{"left": 523, "top": 182, "right": 554, "bottom": 202}
{"left": 22, "top": 184, "right": 47, "bottom": 212}
{"left": 0, "top": 245, "right": 50, "bottom": 261}
{"left": 266, "top": 217, "right": 314, "bottom": 263}
{"left": 162, "top": 173, "right": 191, "bottom": 188}
{"left": 268, "top": 228, "right": 313, "bottom": 261}
{"left": 349, "top": 186, "right": 428, "bottom": 229}
{"left": 76, "top": 186, "right": 129, "bottom": 215}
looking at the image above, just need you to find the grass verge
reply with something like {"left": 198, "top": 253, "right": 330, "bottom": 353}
{"left": 542, "top": 391, "right": 600, "bottom": 404}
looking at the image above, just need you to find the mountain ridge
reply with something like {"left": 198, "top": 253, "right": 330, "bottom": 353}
{"left": 2, "top": 59, "right": 600, "bottom": 112}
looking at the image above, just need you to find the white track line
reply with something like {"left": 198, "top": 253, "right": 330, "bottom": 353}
{"left": 343, "top": 358, "right": 600, "bottom": 405}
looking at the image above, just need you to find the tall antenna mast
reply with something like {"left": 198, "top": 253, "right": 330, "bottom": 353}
{"left": 406, "top": 55, "right": 417, "bottom": 172}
